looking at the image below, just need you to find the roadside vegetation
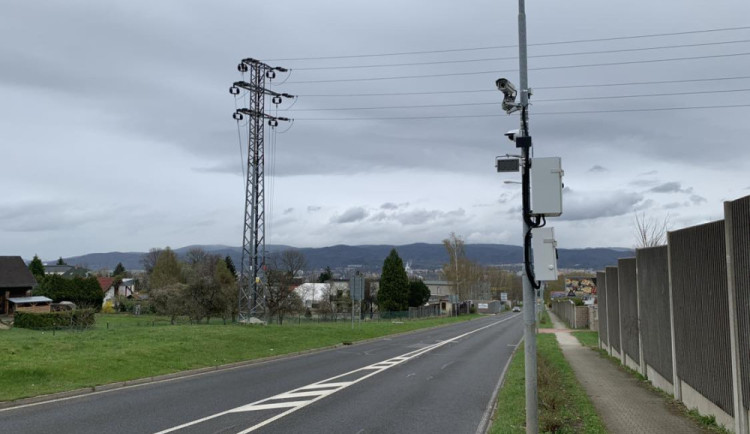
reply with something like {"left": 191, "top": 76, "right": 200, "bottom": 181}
{"left": 538, "top": 310, "right": 552, "bottom": 329}
{"left": 0, "top": 312, "right": 480, "bottom": 402}
{"left": 491, "top": 334, "right": 607, "bottom": 433}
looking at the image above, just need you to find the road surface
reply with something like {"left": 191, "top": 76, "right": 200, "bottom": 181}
{"left": 0, "top": 313, "right": 523, "bottom": 434}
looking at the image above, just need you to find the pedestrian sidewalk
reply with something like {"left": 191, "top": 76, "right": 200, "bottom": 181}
{"left": 546, "top": 310, "right": 707, "bottom": 434}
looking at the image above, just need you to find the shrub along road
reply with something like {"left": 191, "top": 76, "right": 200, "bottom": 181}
{"left": 0, "top": 313, "right": 522, "bottom": 434}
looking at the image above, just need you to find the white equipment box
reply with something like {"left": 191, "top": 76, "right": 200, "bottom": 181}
{"left": 531, "top": 227, "right": 559, "bottom": 281}
{"left": 531, "top": 157, "right": 563, "bottom": 217}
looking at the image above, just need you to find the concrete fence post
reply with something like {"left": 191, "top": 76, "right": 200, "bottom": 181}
{"left": 667, "top": 236, "right": 682, "bottom": 401}
{"left": 635, "top": 259, "right": 646, "bottom": 377}
{"left": 724, "top": 200, "right": 748, "bottom": 434}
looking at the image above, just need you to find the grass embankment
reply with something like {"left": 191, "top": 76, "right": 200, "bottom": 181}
{"left": 0, "top": 313, "right": 479, "bottom": 402}
{"left": 491, "top": 334, "right": 607, "bottom": 434}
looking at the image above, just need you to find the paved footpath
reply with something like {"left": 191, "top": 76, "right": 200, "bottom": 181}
{"left": 546, "top": 311, "right": 708, "bottom": 434}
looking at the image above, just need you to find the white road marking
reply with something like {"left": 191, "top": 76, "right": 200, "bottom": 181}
{"left": 155, "top": 314, "right": 520, "bottom": 434}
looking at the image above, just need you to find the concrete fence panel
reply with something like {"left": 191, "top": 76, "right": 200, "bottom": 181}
{"left": 669, "top": 220, "right": 734, "bottom": 426}
{"left": 618, "top": 257, "right": 640, "bottom": 371}
{"left": 605, "top": 266, "right": 621, "bottom": 358}
{"left": 636, "top": 245, "right": 673, "bottom": 393}
{"left": 725, "top": 195, "right": 750, "bottom": 432}
{"left": 597, "top": 271, "right": 608, "bottom": 349}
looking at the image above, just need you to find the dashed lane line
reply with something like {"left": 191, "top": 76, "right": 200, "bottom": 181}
{"left": 155, "top": 313, "right": 520, "bottom": 434}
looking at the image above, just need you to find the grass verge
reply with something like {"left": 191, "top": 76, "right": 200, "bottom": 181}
{"left": 0, "top": 313, "right": 480, "bottom": 402}
{"left": 571, "top": 331, "right": 598, "bottom": 349}
{"left": 538, "top": 310, "right": 552, "bottom": 329}
{"left": 491, "top": 334, "right": 607, "bottom": 433}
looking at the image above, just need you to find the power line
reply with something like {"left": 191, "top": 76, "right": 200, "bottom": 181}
{"left": 264, "top": 25, "right": 750, "bottom": 61}
{"left": 286, "top": 51, "right": 750, "bottom": 83}
{"left": 281, "top": 88, "right": 750, "bottom": 112}
{"left": 292, "top": 39, "right": 750, "bottom": 71}
{"left": 292, "top": 103, "right": 750, "bottom": 121}
{"left": 294, "top": 74, "right": 750, "bottom": 97}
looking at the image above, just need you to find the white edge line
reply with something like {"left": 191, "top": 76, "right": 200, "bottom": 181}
{"left": 475, "top": 336, "right": 524, "bottom": 434}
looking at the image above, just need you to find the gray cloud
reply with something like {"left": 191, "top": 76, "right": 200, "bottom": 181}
{"left": 331, "top": 207, "right": 368, "bottom": 224}
{"left": 650, "top": 182, "right": 692, "bottom": 194}
{"left": 380, "top": 202, "right": 399, "bottom": 210}
{"left": 588, "top": 165, "right": 608, "bottom": 173}
{"left": 307, "top": 206, "right": 322, "bottom": 212}
{"left": 558, "top": 191, "right": 646, "bottom": 221}
{"left": 283, "top": 208, "right": 294, "bottom": 215}
{"left": 690, "top": 194, "right": 707, "bottom": 204}
{"left": 630, "top": 179, "right": 659, "bottom": 187}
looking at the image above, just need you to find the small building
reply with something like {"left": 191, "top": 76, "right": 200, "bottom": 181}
{"left": 43, "top": 264, "right": 74, "bottom": 275}
{"left": 424, "top": 280, "right": 456, "bottom": 302}
{"left": 0, "top": 256, "right": 38, "bottom": 315}
{"left": 475, "top": 300, "right": 503, "bottom": 314}
{"left": 98, "top": 277, "right": 136, "bottom": 306}
{"left": 8, "top": 296, "right": 52, "bottom": 314}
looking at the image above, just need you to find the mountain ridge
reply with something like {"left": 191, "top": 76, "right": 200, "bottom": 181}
{"left": 51, "top": 243, "right": 634, "bottom": 272}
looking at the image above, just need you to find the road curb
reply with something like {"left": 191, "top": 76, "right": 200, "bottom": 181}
{"left": 0, "top": 315, "right": 490, "bottom": 411}
{"left": 476, "top": 336, "right": 523, "bottom": 434}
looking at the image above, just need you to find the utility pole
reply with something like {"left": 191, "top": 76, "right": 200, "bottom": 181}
{"left": 230, "top": 58, "right": 293, "bottom": 322}
{"left": 517, "top": 1, "right": 538, "bottom": 432}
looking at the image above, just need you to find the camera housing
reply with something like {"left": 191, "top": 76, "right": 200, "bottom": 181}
{"left": 505, "top": 129, "right": 520, "bottom": 142}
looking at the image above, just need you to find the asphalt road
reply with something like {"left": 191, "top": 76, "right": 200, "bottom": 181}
{"left": 0, "top": 313, "right": 523, "bottom": 434}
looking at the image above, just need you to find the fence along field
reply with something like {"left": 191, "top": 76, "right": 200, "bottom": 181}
{"left": 596, "top": 195, "right": 750, "bottom": 433}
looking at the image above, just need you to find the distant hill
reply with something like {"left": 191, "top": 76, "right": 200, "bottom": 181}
{"left": 59, "top": 243, "right": 633, "bottom": 272}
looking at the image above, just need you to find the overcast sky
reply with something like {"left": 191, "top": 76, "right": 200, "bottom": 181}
{"left": 3, "top": 0, "right": 750, "bottom": 260}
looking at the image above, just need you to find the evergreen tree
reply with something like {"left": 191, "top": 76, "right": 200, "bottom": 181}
{"left": 408, "top": 280, "right": 431, "bottom": 307}
{"left": 29, "top": 254, "right": 45, "bottom": 277}
{"left": 112, "top": 262, "right": 126, "bottom": 276}
{"left": 57, "top": 256, "right": 66, "bottom": 265}
{"left": 318, "top": 266, "right": 333, "bottom": 283}
{"left": 224, "top": 255, "right": 237, "bottom": 277}
{"left": 378, "top": 249, "right": 409, "bottom": 312}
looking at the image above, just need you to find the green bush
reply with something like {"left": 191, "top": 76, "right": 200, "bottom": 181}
{"left": 33, "top": 275, "right": 104, "bottom": 309}
{"left": 14, "top": 309, "right": 97, "bottom": 330}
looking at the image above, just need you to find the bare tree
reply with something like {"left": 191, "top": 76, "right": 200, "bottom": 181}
{"left": 264, "top": 249, "right": 308, "bottom": 324}
{"left": 634, "top": 212, "right": 670, "bottom": 248}
{"left": 141, "top": 248, "right": 164, "bottom": 274}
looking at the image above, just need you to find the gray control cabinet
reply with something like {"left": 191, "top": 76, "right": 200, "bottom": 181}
{"left": 530, "top": 157, "right": 563, "bottom": 217}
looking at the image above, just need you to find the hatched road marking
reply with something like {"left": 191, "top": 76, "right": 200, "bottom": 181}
{"left": 155, "top": 314, "right": 520, "bottom": 434}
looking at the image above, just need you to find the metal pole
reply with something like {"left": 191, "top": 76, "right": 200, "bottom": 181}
{"left": 518, "top": 1, "right": 538, "bottom": 432}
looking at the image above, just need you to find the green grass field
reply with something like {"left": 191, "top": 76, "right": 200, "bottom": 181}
{"left": 491, "top": 334, "right": 607, "bottom": 434}
{"left": 0, "top": 313, "right": 479, "bottom": 402}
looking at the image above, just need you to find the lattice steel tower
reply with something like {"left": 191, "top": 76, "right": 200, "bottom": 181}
{"left": 230, "top": 58, "right": 292, "bottom": 322}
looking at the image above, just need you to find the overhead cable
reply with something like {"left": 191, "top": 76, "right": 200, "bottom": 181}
{"left": 286, "top": 52, "right": 750, "bottom": 83}
{"left": 281, "top": 88, "right": 750, "bottom": 112}
{"left": 292, "top": 103, "right": 750, "bottom": 121}
{"left": 264, "top": 25, "right": 750, "bottom": 61}
{"left": 294, "top": 74, "right": 750, "bottom": 97}
{"left": 292, "top": 39, "right": 750, "bottom": 71}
